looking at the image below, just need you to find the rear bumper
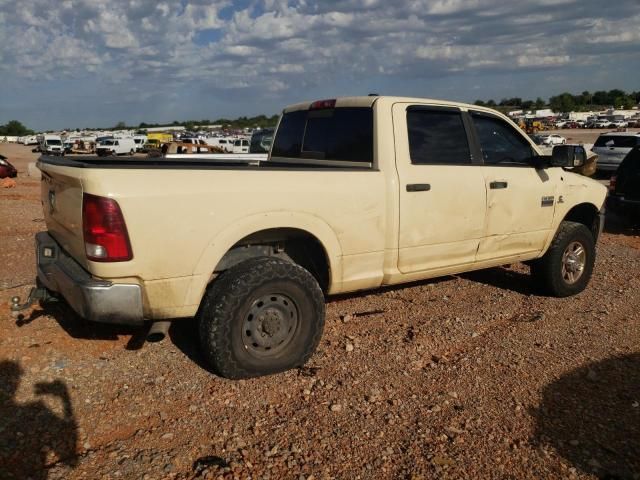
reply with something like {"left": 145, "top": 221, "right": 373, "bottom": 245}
{"left": 36, "top": 232, "right": 144, "bottom": 325}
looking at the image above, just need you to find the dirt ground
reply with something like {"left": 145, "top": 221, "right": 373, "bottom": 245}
{"left": 0, "top": 140, "right": 639, "bottom": 480}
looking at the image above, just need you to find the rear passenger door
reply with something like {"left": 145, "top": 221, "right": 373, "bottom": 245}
{"left": 469, "top": 111, "right": 559, "bottom": 261}
{"left": 393, "top": 104, "right": 486, "bottom": 274}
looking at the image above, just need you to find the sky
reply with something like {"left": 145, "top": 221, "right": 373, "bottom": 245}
{"left": 0, "top": 0, "right": 639, "bottom": 131}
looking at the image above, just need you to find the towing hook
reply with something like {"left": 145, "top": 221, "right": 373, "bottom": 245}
{"left": 10, "top": 287, "right": 57, "bottom": 316}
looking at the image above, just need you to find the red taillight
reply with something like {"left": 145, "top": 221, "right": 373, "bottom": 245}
{"left": 82, "top": 193, "right": 132, "bottom": 262}
{"left": 310, "top": 99, "right": 336, "bottom": 110}
{"left": 609, "top": 175, "right": 617, "bottom": 192}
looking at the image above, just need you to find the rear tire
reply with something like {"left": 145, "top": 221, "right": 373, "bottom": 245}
{"left": 198, "top": 257, "right": 325, "bottom": 379}
{"left": 531, "top": 221, "right": 595, "bottom": 297}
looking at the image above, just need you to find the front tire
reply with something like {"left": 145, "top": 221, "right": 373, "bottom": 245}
{"left": 531, "top": 221, "right": 596, "bottom": 297}
{"left": 198, "top": 257, "right": 325, "bottom": 379}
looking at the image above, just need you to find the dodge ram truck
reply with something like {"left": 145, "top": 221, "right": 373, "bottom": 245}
{"left": 18, "top": 96, "right": 607, "bottom": 379}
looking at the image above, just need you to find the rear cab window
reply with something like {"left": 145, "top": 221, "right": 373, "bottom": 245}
{"left": 271, "top": 103, "right": 374, "bottom": 167}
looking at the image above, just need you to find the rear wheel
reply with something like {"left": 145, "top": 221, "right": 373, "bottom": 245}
{"left": 198, "top": 257, "right": 325, "bottom": 379}
{"left": 531, "top": 221, "right": 595, "bottom": 297}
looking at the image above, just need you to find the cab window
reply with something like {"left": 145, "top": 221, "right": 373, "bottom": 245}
{"left": 406, "top": 108, "right": 471, "bottom": 165}
{"left": 471, "top": 112, "right": 534, "bottom": 166}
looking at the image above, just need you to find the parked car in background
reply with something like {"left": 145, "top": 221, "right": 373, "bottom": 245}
{"left": 610, "top": 120, "right": 628, "bottom": 129}
{"left": 249, "top": 128, "right": 274, "bottom": 153}
{"left": 608, "top": 147, "right": 640, "bottom": 221}
{"left": 539, "top": 134, "right": 566, "bottom": 145}
{"left": 0, "top": 154, "right": 18, "bottom": 178}
{"left": 95, "top": 138, "right": 137, "bottom": 156}
{"left": 595, "top": 119, "right": 612, "bottom": 128}
{"left": 593, "top": 132, "right": 640, "bottom": 172}
{"left": 576, "top": 120, "right": 586, "bottom": 128}
{"left": 554, "top": 120, "right": 568, "bottom": 128}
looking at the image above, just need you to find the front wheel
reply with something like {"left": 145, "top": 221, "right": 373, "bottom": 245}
{"left": 531, "top": 221, "right": 596, "bottom": 297}
{"left": 198, "top": 257, "right": 325, "bottom": 379}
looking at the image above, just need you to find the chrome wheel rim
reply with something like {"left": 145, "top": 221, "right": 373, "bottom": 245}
{"left": 561, "top": 241, "right": 586, "bottom": 284}
{"left": 242, "top": 294, "right": 298, "bottom": 356}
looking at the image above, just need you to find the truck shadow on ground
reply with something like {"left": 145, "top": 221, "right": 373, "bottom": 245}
{"left": 15, "top": 301, "right": 147, "bottom": 350}
{"left": 532, "top": 353, "right": 640, "bottom": 479}
{"left": 460, "top": 267, "right": 537, "bottom": 295}
{"left": 0, "top": 360, "right": 79, "bottom": 479}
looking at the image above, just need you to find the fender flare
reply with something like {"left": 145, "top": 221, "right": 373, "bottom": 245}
{"left": 185, "top": 211, "right": 344, "bottom": 306}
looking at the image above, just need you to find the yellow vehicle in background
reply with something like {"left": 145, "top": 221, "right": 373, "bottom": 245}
{"left": 141, "top": 133, "right": 174, "bottom": 153}
{"left": 519, "top": 119, "right": 546, "bottom": 134}
{"left": 147, "top": 132, "right": 173, "bottom": 144}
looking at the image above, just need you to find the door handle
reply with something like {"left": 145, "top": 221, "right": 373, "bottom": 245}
{"left": 490, "top": 181, "right": 508, "bottom": 189}
{"left": 406, "top": 183, "right": 431, "bottom": 192}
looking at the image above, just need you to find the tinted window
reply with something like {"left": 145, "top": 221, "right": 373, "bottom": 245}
{"left": 594, "top": 135, "right": 639, "bottom": 148}
{"left": 472, "top": 113, "right": 533, "bottom": 165}
{"left": 272, "top": 108, "right": 373, "bottom": 164}
{"left": 406, "top": 109, "right": 470, "bottom": 164}
{"left": 272, "top": 111, "right": 306, "bottom": 158}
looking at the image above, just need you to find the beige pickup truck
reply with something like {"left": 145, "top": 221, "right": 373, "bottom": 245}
{"left": 20, "top": 96, "right": 606, "bottom": 378}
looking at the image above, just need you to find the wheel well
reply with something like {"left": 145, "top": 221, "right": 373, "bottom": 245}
{"left": 213, "top": 228, "right": 330, "bottom": 292}
{"left": 562, "top": 203, "right": 599, "bottom": 238}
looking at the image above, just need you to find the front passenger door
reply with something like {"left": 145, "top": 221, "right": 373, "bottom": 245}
{"left": 471, "top": 112, "right": 560, "bottom": 262}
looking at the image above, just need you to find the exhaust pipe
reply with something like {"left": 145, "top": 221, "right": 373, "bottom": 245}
{"left": 147, "top": 321, "right": 171, "bottom": 343}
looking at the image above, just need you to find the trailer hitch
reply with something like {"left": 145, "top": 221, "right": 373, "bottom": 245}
{"left": 10, "top": 287, "right": 58, "bottom": 317}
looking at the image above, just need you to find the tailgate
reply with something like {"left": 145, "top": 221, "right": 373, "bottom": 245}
{"left": 40, "top": 162, "right": 87, "bottom": 267}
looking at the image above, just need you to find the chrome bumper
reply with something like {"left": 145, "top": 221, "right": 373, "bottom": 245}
{"left": 36, "top": 232, "right": 144, "bottom": 325}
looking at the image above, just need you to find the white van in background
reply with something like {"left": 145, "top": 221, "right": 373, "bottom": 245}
{"left": 95, "top": 138, "right": 137, "bottom": 156}
{"left": 232, "top": 138, "right": 250, "bottom": 154}
{"left": 133, "top": 135, "right": 148, "bottom": 152}
{"left": 38, "top": 134, "right": 64, "bottom": 155}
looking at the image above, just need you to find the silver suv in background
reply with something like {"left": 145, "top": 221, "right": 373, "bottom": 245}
{"left": 593, "top": 132, "right": 640, "bottom": 172}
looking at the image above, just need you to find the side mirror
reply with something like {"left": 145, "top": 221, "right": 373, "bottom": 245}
{"left": 551, "top": 145, "right": 586, "bottom": 168}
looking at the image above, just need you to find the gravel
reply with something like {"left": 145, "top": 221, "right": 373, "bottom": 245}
{"left": 1, "top": 142, "right": 639, "bottom": 479}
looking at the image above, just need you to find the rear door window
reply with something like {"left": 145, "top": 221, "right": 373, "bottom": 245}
{"left": 406, "top": 108, "right": 471, "bottom": 165}
{"left": 272, "top": 107, "right": 373, "bottom": 165}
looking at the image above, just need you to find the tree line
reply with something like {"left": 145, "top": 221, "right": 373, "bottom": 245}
{"left": 474, "top": 89, "right": 640, "bottom": 113}
{"left": 0, "top": 120, "right": 34, "bottom": 136}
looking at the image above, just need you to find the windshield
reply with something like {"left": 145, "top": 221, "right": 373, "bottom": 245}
{"left": 101, "top": 140, "right": 115, "bottom": 146}
{"left": 46, "top": 139, "right": 62, "bottom": 145}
